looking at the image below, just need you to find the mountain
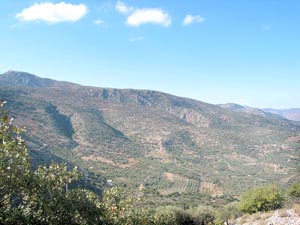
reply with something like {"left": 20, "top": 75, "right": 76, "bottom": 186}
{"left": 218, "top": 103, "right": 270, "bottom": 114}
{"left": 219, "top": 103, "right": 300, "bottom": 122}
{"left": 0, "top": 70, "right": 79, "bottom": 88}
{"left": 218, "top": 103, "right": 284, "bottom": 119}
{"left": 263, "top": 108, "right": 300, "bottom": 121}
{"left": 1, "top": 71, "right": 300, "bottom": 206}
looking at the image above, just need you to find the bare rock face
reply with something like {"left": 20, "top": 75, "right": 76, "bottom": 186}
{"left": 266, "top": 209, "right": 300, "bottom": 225}
{"left": 178, "top": 108, "right": 211, "bottom": 127}
{"left": 236, "top": 208, "right": 300, "bottom": 225}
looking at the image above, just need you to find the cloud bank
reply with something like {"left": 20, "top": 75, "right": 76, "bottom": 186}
{"left": 16, "top": 2, "right": 88, "bottom": 23}
{"left": 183, "top": 15, "right": 205, "bottom": 26}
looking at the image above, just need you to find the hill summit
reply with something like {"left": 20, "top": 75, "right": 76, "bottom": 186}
{"left": 0, "top": 70, "right": 79, "bottom": 88}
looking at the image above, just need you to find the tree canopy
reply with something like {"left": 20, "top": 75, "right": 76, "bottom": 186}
{"left": 239, "top": 184, "right": 284, "bottom": 214}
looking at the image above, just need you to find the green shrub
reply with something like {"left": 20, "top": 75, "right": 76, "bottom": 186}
{"left": 239, "top": 184, "right": 284, "bottom": 214}
{"left": 287, "top": 183, "right": 300, "bottom": 199}
{"left": 0, "top": 101, "right": 102, "bottom": 224}
{"left": 155, "top": 206, "right": 193, "bottom": 225}
{"left": 214, "top": 202, "right": 242, "bottom": 225}
{"left": 188, "top": 205, "right": 215, "bottom": 225}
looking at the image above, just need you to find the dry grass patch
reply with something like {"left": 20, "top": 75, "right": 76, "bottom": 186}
{"left": 165, "top": 172, "right": 175, "bottom": 182}
{"left": 278, "top": 209, "right": 289, "bottom": 217}
{"left": 292, "top": 204, "right": 300, "bottom": 215}
{"left": 199, "top": 182, "right": 224, "bottom": 196}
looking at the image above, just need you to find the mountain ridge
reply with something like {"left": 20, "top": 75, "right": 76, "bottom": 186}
{"left": 0, "top": 70, "right": 80, "bottom": 88}
{"left": 263, "top": 108, "right": 300, "bottom": 122}
{"left": 1, "top": 70, "right": 299, "bottom": 206}
{"left": 2, "top": 71, "right": 299, "bottom": 119}
{"left": 219, "top": 103, "right": 300, "bottom": 122}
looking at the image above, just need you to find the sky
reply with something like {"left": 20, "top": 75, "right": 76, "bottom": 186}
{"left": 0, "top": 0, "right": 299, "bottom": 109}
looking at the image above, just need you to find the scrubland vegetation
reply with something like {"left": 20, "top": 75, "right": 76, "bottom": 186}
{"left": 1, "top": 101, "right": 299, "bottom": 225}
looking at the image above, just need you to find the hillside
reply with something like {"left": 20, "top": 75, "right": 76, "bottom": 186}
{"left": 264, "top": 108, "right": 300, "bottom": 122}
{"left": 1, "top": 71, "right": 300, "bottom": 205}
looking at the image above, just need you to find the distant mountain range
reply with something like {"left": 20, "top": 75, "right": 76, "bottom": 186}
{"left": 218, "top": 103, "right": 300, "bottom": 122}
{"left": 1, "top": 70, "right": 299, "bottom": 205}
{"left": 263, "top": 108, "right": 300, "bottom": 122}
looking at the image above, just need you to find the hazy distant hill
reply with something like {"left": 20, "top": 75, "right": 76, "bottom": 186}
{"left": 219, "top": 103, "right": 300, "bottom": 122}
{"left": 219, "top": 103, "right": 270, "bottom": 116}
{"left": 263, "top": 108, "right": 300, "bottom": 122}
{"left": 1, "top": 71, "right": 299, "bottom": 205}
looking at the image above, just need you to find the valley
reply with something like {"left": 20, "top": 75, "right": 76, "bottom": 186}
{"left": 1, "top": 71, "right": 300, "bottom": 206}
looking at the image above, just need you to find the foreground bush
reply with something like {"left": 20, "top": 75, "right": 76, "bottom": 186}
{"left": 239, "top": 184, "right": 284, "bottom": 214}
{"left": 155, "top": 206, "right": 193, "bottom": 225}
{"left": 155, "top": 205, "right": 216, "bottom": 225}
{"left": 214, "top": 202, "right": 241, "bottom": 225}
{"left": 188, "top": 205, "right": 215, "bottom": 225}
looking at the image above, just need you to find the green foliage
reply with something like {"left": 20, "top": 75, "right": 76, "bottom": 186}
{"left": 155, "top": 205, "right": 193, "bottom": 225}
{"left": 239, "top": 184, "right": 284, "bottom": 214}
{"left": 286, "top": 182, "right": 300, "bottom": 204}
{"left": 287, "top": 182, "right": 300, "bottom": 199}
{"left": 155, "top": 205, "right": 216, "bottom": 225}
{"left": 0, "top": 101, "right": 157, "bottom": 225}
{"left": 101, "top": 187, "right": 156, "bottom": 225}
{"left": 22, "top": 163, "right": 104, "bottom": 224}
{"left": 0, "top": 101, "right": 102, "bottom": 224}
{"left": 0, "top": 101, "right": 32, "bottom": 223}
{"left": 188, "top": 205, "right": 215, "bottom": 225}
{"left": 214, "top": 202, "right": 241, "bottom": 225}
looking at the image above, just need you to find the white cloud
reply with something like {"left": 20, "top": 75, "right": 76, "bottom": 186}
{"left": 116, "top": 1, "right": 171, "bottom": 27}
{"left": 94, "top": 19, "right": 104, "bottom": 25}
{"left": 183, "top": 15, "right": 205, "bottom": 26}
{"left": 16, "top": 2, "right": 88, "bottom": 23}
{"left": 129, "top": 36, "right": 144, "bottom": 42}
{"left": 126, "top": 9, "right": 171, "bottom": 27}
{"left": 115, "top": 1, "right": 134, "bottom": 15}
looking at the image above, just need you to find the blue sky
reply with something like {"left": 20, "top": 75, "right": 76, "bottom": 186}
{"left": 0, "top": 0, "right": 299, "bottom": 108}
